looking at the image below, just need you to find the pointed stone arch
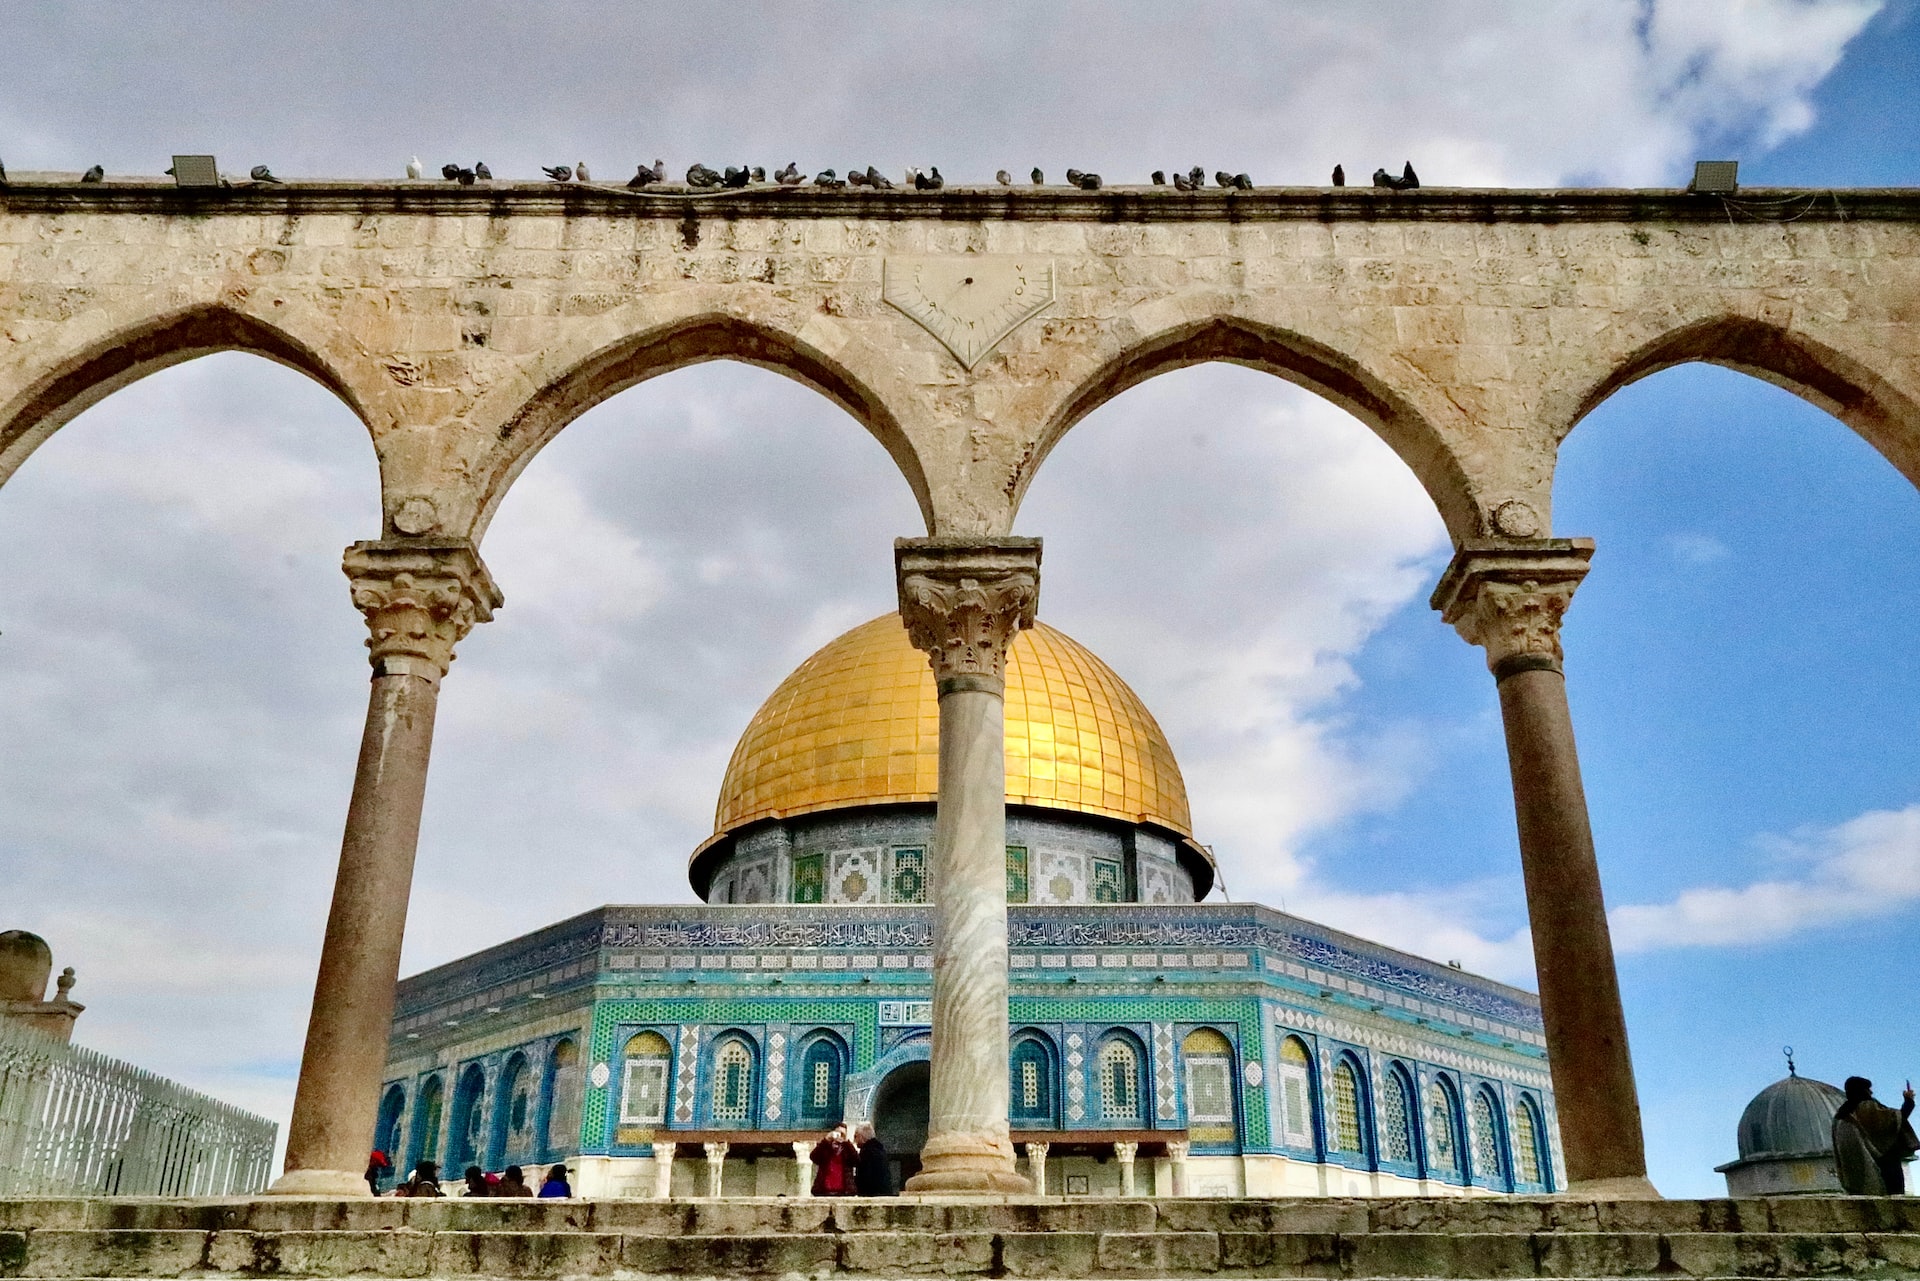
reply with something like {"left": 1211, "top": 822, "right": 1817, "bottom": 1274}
{"left": 470, "top": 312, "right": 933, "bottom": 541}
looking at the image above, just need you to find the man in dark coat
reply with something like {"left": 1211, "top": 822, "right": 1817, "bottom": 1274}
{"left": 853, "top": 1122, "right": 894, "bottom": 1196}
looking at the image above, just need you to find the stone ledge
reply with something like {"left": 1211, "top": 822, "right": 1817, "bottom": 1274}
{"left": 1, "top": 182, "right": 1915, "bottom": 224}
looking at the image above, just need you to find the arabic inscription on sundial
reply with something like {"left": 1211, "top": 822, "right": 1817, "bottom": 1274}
{"left": 883, "top": 257, "right": 1056, "bottom": 370}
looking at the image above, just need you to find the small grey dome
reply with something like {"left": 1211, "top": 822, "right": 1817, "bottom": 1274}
{"left": 1737, "top": 1073, "right": 1844, "bottom": 1159}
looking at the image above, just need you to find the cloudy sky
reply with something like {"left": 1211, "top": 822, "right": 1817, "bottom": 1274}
{"left": 3, "top": 1, "right": 1917, "bottom": 1197}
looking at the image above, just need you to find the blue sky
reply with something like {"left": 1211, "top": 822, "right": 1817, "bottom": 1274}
{"left": 0, "top": 1, "right": 1915, "bottom": 1196}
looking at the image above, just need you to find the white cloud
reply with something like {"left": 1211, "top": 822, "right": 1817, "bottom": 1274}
{"left": 1611, "top": 804, "right": 1920, "bottom": 951}
{"left": 1667, "top": 531, "right": 1733, "bottom": 564}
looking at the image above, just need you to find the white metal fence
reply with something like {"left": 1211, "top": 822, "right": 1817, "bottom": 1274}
{"left": 0, "top": 1018, "right": 277, "bottom": 1196}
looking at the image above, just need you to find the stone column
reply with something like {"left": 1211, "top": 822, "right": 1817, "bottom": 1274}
{"left": 896, "top": 538, "right": 1041, "bottom": 1195}
{"left": 791, "top": 1140, "right": 815, "bottom": 1197}
{"left": 1024, "top": 1141, "right": 1049, "bottom": 1194}
{"left": 1431, "top": 539, "right": 1655, "bottom": 1200}
{"left": 654, "top": 1142, "right": 678, "bottom": 1199}
{"left": 269, "top": 540, "right": 500, "bottom": 1196}
{"left": 1165, "top": 1140, "right": 1190, "bottom": 1197}
{"left": 1113, "top": 1141, "right": 1137, "bottom": 1197}
{"left": 703, "top": 1141, "right": 728, "bottom": 1198}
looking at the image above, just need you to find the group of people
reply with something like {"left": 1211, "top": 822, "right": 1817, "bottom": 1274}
{"left": 1833, "top": 1077, "right": 1918, "bottom": 1196}
{"left": 809, "top": 1122, "right": 893, "bottom": 1197}
{"left": 364, "top": 1151, "right": 574, "bottom": 1198}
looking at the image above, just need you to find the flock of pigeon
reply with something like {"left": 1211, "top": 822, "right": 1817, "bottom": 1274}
{"left": 407, "top": 156, "right": 1421, "bottom": 193}
{"left": 0, "top": 157, "right": 1420, "bottom": 192}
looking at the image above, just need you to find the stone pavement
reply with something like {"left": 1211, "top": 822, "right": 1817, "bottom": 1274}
{"left": 3, "top": 1196, "right": 1919, "bottom": 1279}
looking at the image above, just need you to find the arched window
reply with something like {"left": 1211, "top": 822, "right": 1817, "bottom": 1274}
{"left": 450, "top": 1063, "right": 487, "bottom": 1167}
{"left": 1426, "top": 1079, "right": 1462, "bottom": 1178}
{"left": 710, "top": 1037, "right": 757, "bottom": 1126}
{"left": 1513, "top": 1096, "right": 1547, "bottom": 1188}
{"left": 797, "top": 1034, "right": 846, "bottom": 1126}
{"left": 620, "top": 1032, "right": 672, "bottom": 1126}
{"left": 1471, "top": 1089, "right": 1508, "bottom": 1188}
{"left": 1009, "top": 1034, "right": 1056, "bottom": 1126}
{"left": 544, "top": 1038, "right": 583, "bottom": 1156}
{"left": 410, "top": 1074, "right": 444, "bottom": 1171}
{"left": 373, "top": 1085, "right": 406, "bottom": 1190}
{"left": 1380, "top": 1064, "right": 1416, "bottom": 1166}
{"left": 1329, "top": 1058, "right": 1366, "bottom": 1155}
{"left": 492, "top": 1053, "right": 533, "bottom": 1166}
{"left": 1182, "top": 1027, "right": 1238, "bottom": 1144}
{"left": 1272, "top": 1035, "right": 1313, "bottom": 1150}
{"left": 1096, "top": 1033, "right": 1145, "bottom": 1123}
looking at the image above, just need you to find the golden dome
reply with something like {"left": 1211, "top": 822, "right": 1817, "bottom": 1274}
{"left": 711, "top": 613, "right": 1194, "bottom": 840}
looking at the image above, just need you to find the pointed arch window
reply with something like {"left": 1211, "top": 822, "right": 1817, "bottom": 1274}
{"left": 1272, "top": 1035, "right": 1314, "bottom": 1149}
{"left": 1010, "top": 1035, "right": 1056, "bottom": 1125}
{"left": 1380, "top": 1065, "right": 1416, "bottom": 1165}
{"left": 1471, "top": 1089, "right": 1508, "bottom": 1187}
{"left": 620, "top": 1031, "right": 672, "bottom": 1126}
{"left": 544, "top": 1038, "right": 584, "bottom": 1155}
{"left": 1514, "top": 1096, "right": 1547, "bottom": 1187}
{"left": 1329, "top": 1059, "right": 1365, "bottom": 1154}
{"left": 1182, "top": 1027, "right": 1237, "bottom": 1135}
{"left": 1097, "top": 1034, "right": 1145, "bottom": 1123}
{"left": 798, "top": 1034, "right": 846, "bottom": 1125}
{"left": 1426, "top": 1080, "right": 1462, "bottom": 1178}
{"left": 711, "top": 1038, "right": 756, "bottom": 1126}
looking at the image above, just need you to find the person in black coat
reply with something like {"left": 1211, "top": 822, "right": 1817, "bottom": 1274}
{"left": 852, "top": 1123, "right": 894, "bottom": 1196}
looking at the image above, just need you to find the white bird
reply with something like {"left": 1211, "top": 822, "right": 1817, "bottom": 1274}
{"left": 575, "top": 160, "right": 591, "bottom": 183}
{"left": 406, "top": 156, "right": 423, "bottom": 180}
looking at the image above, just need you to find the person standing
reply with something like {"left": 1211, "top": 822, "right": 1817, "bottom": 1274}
{"left": 364, "top": 1150, "right": 391, "bottom": 1195}
{"left": 1833, "top": 1076, "right": 1918, "bottom": 1194}
{"left": 853, "top": 1123, "right": 893, "bottom": 1196}
{"left": 538, "top": 1163, "right": 572, "bottom": 1197}
{"left": 811, "top": 1125, "right": 852, "bottom": 1196}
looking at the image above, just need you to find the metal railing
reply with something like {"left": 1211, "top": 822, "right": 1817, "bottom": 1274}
{"left": 0, "top": 1019, "right": 277, "bottom": 1196}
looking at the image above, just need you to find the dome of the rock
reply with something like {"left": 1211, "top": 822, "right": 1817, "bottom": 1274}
{"left": 691, "top": 613, "right": 1212, "bottom": 899}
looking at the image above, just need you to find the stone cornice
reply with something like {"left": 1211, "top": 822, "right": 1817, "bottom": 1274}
{"left": 5, "top": 180, "right": 1915, "bottom": 223}
{"left": 1430, "top": 539, "right": 1595, "bottom": 677}
{"left": 895, "top": 537, "right": 1041, "bottom": 691}
{"left": 342, "top": 538, "right": 502, "bottom": 680}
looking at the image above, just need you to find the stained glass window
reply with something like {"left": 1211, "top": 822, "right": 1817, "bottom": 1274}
{"left": 1514, "top": 1098, "right": 1544, "bottom": 1185}
{"left": 1381, "top": 1067, "right": 1414, "bottom": 1164}
{"left": 1098, "top": 1037, "right": 1142, "bottom": 1121}
{"left": 1091, "top": 858, "right": 1124, "bottom": 903}
{"left": 1330, "top": 1061, "right": 1364, "bottom": 1153}
{"left": 1427, "top": 1082, "right": 1460, "bottom": 1176}
{"left": 713, "top": 1041, "right": 753, "bottom": 1124}
{"left": 1472, "top": 1091, "right": 1506, "bottom": 1185}
{"left": 791, "top": 853, "right": 824, "bottom": 904}
{"left": 889, "top": 847, "right": 928, "bottom": 903}
{"left": 1275, "top": 1036, "right": 1313, "bottom": 1149}
{"left": 1006, "top": 846, "right": 1029, "bottom": 903}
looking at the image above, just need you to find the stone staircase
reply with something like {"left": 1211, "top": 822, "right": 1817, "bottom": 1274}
{"left": 3, "top": 1196, "right": 1919, "bottom": 1279}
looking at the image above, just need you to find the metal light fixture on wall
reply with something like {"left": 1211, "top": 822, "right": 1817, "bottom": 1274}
{"left": 169, "top": 155, "right": 219, "bottom": 188}
{"left": 1689, "top": 160, "right": 1739, "bottom": 194}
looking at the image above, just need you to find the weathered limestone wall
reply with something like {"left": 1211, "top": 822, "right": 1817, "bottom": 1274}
{"left": 2, "top": 184, "right": 1915, "bottom": 545}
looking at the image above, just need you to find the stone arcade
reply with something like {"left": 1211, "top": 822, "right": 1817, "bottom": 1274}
{"left": 2, "top": 176, "right": 1917, "bottom": 1209}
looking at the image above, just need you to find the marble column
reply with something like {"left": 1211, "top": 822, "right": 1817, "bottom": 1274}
{"left": 1165, "top": 1140, "right": 1190, "bottom": 1197}
{"left": 1024, "top": 1141, "right": 1049, "bottom": 1194}
{"left": 1431, "top": 539, "right": 1656, "bottom": 1200}
{"left": 896, "top": 537, "right": 1041, "bottom": 1195}
{"left": 269, "top": 540, "right": 500, "bottom": 1196}
{"left": 654, "top": 1142, "right": 678, "bottom": 1198}
{"left": 1113, "top": 1141, "right": 1137, "bottom": 1197}
{"left": 791, "top": 1140, "right": 815, "bottom": 1197}
{"left": 703, "top": 1141, "right": 728, "bottom": 1198}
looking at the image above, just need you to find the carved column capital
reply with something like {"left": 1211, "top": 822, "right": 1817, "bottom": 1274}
{"left": 342, "top": 539, "right": 502, "bottom": 681}
{"left": 894, "top": 537, "right": 1041, "bottom": 693}
{"left": 1430, "top": 539, "right": 1594, "bottom": 679}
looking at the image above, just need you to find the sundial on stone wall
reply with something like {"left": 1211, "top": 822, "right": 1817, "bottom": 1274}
{"left": 883, "top": 257, "right": 1055, "bottom": 370}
